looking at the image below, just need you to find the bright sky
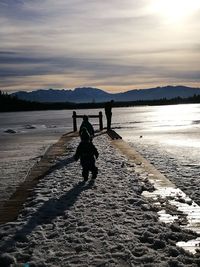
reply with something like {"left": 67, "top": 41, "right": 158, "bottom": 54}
{"left": 0, "top": 0, "right": 200, "bottom": 92}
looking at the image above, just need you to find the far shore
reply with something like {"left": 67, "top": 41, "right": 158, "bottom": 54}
{"left": 1, "top": 90, "right": 200, "bottom": 112}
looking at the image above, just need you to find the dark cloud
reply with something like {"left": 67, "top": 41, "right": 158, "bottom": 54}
{"left": 0, "top": 0, "right": 24, "bottom": 6}
{"left": 170, "top": 71, "right": 200, "bottom": 80}
{"left": 0, "top": 50, "right": 199, "bottom": 87}
{"left": 0, "top": 52, "right": 146, "bottom": 78}
{"left": 0, "top": 0, "right": 44, "bottom": 22}
{"left": 0, "top": 51, "right": 18, "bottom": 55}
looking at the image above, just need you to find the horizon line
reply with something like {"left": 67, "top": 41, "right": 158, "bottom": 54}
{"left": 3, "top": 84, "right": 200, "bottom": 95}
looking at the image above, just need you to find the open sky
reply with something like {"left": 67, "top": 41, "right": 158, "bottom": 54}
{"left": 0, "top": 0, "right": 200, "bottom": 93}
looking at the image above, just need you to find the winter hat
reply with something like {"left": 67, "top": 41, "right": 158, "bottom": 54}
{"left": 83, "top": 115, "right": 88, "bottom": 122}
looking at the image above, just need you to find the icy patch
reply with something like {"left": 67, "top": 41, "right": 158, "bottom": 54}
{"left": 46, "top": 125, "right": 57, "bottom": 128}
{"left": 23, "top": 124, "right": 37, "bottom": 129}
{"left": 158, "top": 210, "right": 179, "bottom": 224}
{"left": 177, "top": 238, "right": 200, "bottom": 254}
{"left": 4, "top": 129, "right": 17, "bottom": 134}
{"left": 143, "top": 184, "right": 200, "bottom": 254}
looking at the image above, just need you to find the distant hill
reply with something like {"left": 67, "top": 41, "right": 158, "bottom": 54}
{"left": 11, "top": 85, "right": 200, "bottom": 103}
{"left": 11, "top": 87, "right": 112, "bottom": 103}
{"left": 115, "top": 86, "right": 200, "bottom": 102}
{"left": 2, "top": 89, "right": 200, "bottom": 112}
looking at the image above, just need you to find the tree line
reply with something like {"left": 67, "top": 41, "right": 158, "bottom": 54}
{"left": 0, "top": 90, "right": 200, "bottom": 112}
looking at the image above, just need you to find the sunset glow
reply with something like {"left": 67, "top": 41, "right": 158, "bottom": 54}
{"left": 0, "top": 0, "right": 200, "bottom": 92}
{"left": 151, "top": 0, "right": 200, "bottom": 23}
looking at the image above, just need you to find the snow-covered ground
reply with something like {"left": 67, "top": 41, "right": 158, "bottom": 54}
{"left": 125, "top": 140, "right": 200, "bottom": 207}
{"left": 0, "top": 135, "right": 200, "bottom": 266}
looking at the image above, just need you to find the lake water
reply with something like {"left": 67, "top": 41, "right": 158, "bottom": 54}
{"left": 0, "top": 104, "right": 200, "bottom": 203}
{"left": 0, "top": 103, "right": 199, "bottom": 166}
{"left": 115, "top": 104, "right": 200, "bottom": 165}
{"left": 115, "top": 104, "right": 200, "bottom": 206}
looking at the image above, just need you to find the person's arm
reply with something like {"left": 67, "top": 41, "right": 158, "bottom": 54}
{"left": 90, "top": 124, "right": 95, "bottom": 136}
{"left": 92, "top": 144, "right": 99, "bottom": 159}
{"left": 79, "top": 122, "right": 84, "bottom": 135}
{"left": 74, "top": 144, "right": 81, "bottom": 161}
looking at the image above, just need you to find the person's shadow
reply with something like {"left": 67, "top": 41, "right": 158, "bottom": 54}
{"left": 0, "top": 179, "right": 95, "bottom": 253}
{"left": 44, "top": 156, "right": 75, "bottom": 176}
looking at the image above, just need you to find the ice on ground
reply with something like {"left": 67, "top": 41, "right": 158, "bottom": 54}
{"left": 0, "top": 132, "right": 60, "bottom": 204}
{"left": 177, "top": 238, "right": 200, "bottom": 254}
{"left": 0, "top": 135, "right": 199, "bottom": 266}
{"left": 4, "top": 129, "right": 17, "bottom": 134}
{"left": 126, "top": 139, "right": 200, "bottom": 207}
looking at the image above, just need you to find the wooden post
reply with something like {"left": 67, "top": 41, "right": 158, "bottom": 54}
{"left": 99, "top": 111, "right": 103, "bottom": 131}
{"left": 73, "top": 111, "right": 103, "bottom": 132}
{"left": 72, "top": 111, "right": 77, "bottom": 132}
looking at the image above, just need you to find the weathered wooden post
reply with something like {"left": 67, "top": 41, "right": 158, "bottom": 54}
{"left": 72, "top": 111, "right": 77, "bottom": 132}
{"left": 99, "top": 111, "right": 103, "bottom": 131}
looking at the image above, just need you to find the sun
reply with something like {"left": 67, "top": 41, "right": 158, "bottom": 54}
{"left": 150, "top": 0, "right": 200, "bottom": 24}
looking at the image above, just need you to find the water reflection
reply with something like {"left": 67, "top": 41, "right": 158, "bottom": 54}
{"left": 152, "top": 104, "right": 196, "bottom": 127}
{"left": 114, "top": 103, "right": 200, "bottom": 131}
{"left": 164, "top": 138, "right": 200, "bottom": 148}
{"left": 116, "top": 104, "right": 200, "bottom": 149}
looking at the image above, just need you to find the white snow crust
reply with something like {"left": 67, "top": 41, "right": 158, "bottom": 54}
{"left": 0, "top": 135, "right": 199, "bottom": 266}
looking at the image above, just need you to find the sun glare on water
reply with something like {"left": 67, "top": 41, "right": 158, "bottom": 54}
{"left": 150, "top": 0, "right": 200, "bottom": 24}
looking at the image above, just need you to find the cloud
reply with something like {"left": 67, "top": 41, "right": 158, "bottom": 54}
{"left": 1, "top": 50, "right": 199, "bottom": 92}
{"left": 0, "top": 0, "right": 200, "bottom": 92}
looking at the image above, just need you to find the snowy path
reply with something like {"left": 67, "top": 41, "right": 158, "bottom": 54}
{"left": 0, "top": 134, "right": 199, "bottom": 266}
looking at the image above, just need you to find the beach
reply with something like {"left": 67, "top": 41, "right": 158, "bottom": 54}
{"left": 0, "top": 133, "right": 200, "bottom": 266}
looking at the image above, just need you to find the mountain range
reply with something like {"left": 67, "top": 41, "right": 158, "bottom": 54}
{"left": 11, "top": 85, "right": 200, "bottom": 103}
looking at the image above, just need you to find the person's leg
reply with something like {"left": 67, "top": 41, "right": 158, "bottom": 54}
{"left": 91, "top": 165, "right": 98, "bottom": 179}
{"left": 107, "top": 115, "right": 111, "bottom": 130}
{"left": 107, "top": 117, "right": 110, "bottom": 130}
{"left": 82, "top": 167, "right": 89, "bottom": 181}
{"left": 106, "top": 114, "right": 109, "bottom": 129}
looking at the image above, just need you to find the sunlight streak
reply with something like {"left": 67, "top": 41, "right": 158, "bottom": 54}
{"left": 150, "top": 0, "right": 200, "bottom": 24}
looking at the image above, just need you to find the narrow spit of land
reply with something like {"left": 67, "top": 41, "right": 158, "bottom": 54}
{"left": 0, "top": 132, "right": 199, "bottom": 266}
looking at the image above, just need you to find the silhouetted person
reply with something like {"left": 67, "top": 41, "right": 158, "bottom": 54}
{"left": 79, "top": 115, "right": 94, "bottom": 139}
{"left": 74, "top": 128, "right": 98, "bottom": 182}
{"left": 105, "top": 100, "right": 114, "bottom": 130}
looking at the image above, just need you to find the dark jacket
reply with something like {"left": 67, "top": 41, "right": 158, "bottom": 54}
{"left": 79, "top": 121, "right": 94, "bottom": 137}
{"left": 74, "top": 140, "right": 99, "bottom": 167}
